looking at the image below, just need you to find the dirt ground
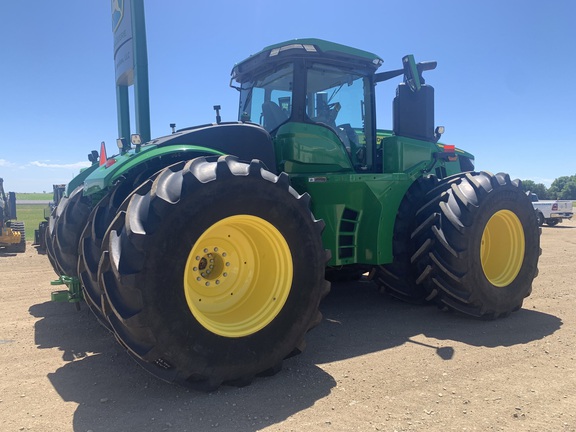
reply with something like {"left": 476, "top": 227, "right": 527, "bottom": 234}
{"left": 1, "top": 220, "right": 575, "bottom": 432}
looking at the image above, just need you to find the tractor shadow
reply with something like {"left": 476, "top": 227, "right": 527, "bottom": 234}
{"left": 30, "top": 279, "right": 561, "bottom": 432}
{"left": 310, "top": 279, "right": 562, "bottom": 364}
{"left": 30, "top": 301, "right": 336, "bottom": 432}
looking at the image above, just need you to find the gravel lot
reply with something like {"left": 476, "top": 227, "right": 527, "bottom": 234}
{"left": 1, "top": 219, "right": 574, "bottom": 431}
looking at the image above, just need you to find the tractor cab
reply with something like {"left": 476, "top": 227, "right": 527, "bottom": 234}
{"left": 231, "top": 39, "right": 442, "bottom": 174}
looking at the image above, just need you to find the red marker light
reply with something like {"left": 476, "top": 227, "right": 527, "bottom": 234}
{"left": 444, "top": 144, "right": 455, "bottom": 152}
{"left": 105, "top": 158, "right": 117, "bottom": 168}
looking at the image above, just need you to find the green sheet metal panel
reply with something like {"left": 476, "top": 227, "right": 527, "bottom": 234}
{"left": 275, "top": 122, "right": 354, "bottom": 174}
{"left": 289, "top": 172, "right": 412, "bottom": 266}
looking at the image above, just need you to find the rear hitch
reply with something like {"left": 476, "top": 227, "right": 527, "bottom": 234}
{"left": 51, "top": 276, "right": 82, "bottom": 311}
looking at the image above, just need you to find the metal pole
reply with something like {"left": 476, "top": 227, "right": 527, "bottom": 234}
{"left": 116, "top": 84, "right": 131, "bottom": 140}
{"left": 131, "top": 0, "right": 151, "bottom": 142}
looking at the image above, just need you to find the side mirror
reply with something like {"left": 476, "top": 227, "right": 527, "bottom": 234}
{"left": 402, "top": 55, "right": 421, "bottom": 92}
{"left": 375, "top": 57, "right": 437, "bottom": 86}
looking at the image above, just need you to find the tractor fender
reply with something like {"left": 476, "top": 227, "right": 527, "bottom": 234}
{"left": 160, "top": 122, "right": 277, "bottom": 173}
{"left": 83, "top": 122, "right": 276, "bottom": 197}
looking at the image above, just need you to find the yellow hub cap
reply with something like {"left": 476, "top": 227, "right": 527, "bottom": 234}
{"left": 184, "top": 215, "right": 293, "bottom": 338}
{"left": 480, "top": 210, "right": 525, "bottom": 287}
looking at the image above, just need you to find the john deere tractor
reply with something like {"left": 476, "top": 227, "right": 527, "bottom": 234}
{"left": 46, "top": 39, "right": 540, "bottom": 389}
{"left": 0, "top": 178, "right": 26, "bottom": 253}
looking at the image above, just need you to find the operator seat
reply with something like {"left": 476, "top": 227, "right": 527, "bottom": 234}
{"left": 262, "top": 101, "right": 288, "bottom": 131}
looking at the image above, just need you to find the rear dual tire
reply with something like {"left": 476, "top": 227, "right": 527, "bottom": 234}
{"left": 374, "top": 176, "right": 439, "bottom": 302}
{"left": 47, "top": 186, "right": 91, "bottom": 276}
{"left": 411, "top": 172, "right": 540, "bottom": 318}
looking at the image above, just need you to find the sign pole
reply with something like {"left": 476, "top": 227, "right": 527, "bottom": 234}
{"left": 131, "top": 0, "right": 150, "bottom": 143}
{"left": 112, "top": 0, "right": 151, "bottom": 143}
{"left": 116, "top": 85, "right": 130, "bottom": 141}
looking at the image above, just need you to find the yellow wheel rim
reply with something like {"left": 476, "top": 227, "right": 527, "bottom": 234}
{"left": 183, "top": 215, "right": 293, "bottom": 338}
{"left": 480, "top": 210, "right": 525, "bottom": 287}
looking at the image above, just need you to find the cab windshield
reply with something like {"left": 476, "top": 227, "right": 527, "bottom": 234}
{"left": 305, "top": 64, "right": 370, "bottom": 167}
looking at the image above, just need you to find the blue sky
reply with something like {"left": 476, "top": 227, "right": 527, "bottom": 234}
{"left": 1, "top": 1, "right": 574, "bottom": 192}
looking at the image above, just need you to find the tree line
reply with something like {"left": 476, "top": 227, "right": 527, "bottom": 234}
{"left": 521, "top": 175, "right": 576, "bottom": 200}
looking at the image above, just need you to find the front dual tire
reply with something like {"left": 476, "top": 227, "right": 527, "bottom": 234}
{"left": 98, "top": 156, "right": 330, "bottom": 389}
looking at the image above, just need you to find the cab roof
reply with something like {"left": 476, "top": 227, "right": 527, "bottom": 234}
{"left": 231, "top": 38, "right": 384, "bottom": 84}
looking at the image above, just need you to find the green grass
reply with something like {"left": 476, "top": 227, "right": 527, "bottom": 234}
{"left": 14, "top": 204, "right": 48, "bottom": 240}
{"left": 16, "top": 192, "right": 53, "bottom": 201}
{"left": 10, "top": 194, "right": 53, "bottom": 241}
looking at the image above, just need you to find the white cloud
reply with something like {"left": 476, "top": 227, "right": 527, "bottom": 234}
{"left": 1, "top": 160, "right": 92, "bottom": 192}
{"left": 29, "top": 161, "right": 91, "bottom": 169}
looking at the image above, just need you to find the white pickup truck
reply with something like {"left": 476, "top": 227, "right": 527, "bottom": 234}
{"left": 529, "top": 193, "right": 574, "bottom": 226}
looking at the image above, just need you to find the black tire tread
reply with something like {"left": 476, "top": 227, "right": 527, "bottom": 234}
{"left": 48, "top": 186, "right": 91, "bottom": 276}
{"left": 374, "top": 175, "right": 440, "bottom": 302}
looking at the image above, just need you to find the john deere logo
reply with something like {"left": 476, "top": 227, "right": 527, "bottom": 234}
{"left": 112, "top": 0, "right": 124, "bottom": 33}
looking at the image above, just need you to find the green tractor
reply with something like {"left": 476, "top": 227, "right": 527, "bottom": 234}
{"left": 0, "top": 178, "right": 26, "bottom": 253}
{"left": 46, "top": 39, "right": 540, "bottom": 389}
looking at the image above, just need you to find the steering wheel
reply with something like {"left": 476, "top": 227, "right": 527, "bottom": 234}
{"left": 326, "top": 102, "right": 341, "bottom": 126}
{"left": 315, "top": 101, "right": 341, "bottom": 128}
{"left": 338, "top": 124, "right": 366, "bottom": 167}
